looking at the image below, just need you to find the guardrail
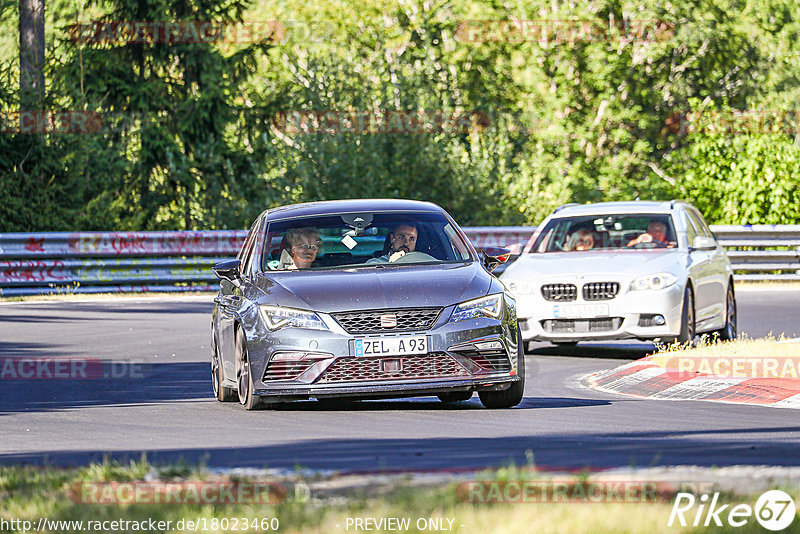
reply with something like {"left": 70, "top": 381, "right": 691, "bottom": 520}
{"left": 0, "top": 225, "right": 797, "bottom": 296}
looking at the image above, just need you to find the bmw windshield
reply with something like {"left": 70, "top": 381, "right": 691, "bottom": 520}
{"left": 531, "top": 214, "right": 678, "bottom": 253}
{"left": 261, "top": 210, "right": 475, "bottom": 271}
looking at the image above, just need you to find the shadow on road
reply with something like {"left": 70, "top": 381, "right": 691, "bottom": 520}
{"left": 2, "top": 427, "right": 799, "bottom": 471}
{"left": 0, "top": 362, "right": 211, "bottom": 414}
{"left": 527, "top": 341, "right": 657, "bottom": 360}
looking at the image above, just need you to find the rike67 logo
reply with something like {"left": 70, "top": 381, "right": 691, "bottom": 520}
{"left": 669, "top": 490, "right": 796, "bottom": 531}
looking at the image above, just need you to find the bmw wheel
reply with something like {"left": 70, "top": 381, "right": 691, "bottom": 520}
{"left": 479, "top": 328, "right": 525, "bottom": 409}
{"left": 236, "top": 329, "right": 261, "bottom": 410}
{"left": 715, "top": 284, "right": 737, "bottom": 341}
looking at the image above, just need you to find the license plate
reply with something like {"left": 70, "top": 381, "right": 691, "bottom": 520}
{"left": 553, "top": 304, "right": 609, "bottom": 318}
{"left": 354, "top": 336, "right": 427, "bottom": 357}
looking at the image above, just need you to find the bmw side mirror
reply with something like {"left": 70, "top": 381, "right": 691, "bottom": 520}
{"left": 213, "top": 259, "right": 242, "bottom": 285}
{"left": 690, "top": 236, "right": 717, "bottom": 251}
{"left": 481, "top": 247, "right": 511, "bottom": 273}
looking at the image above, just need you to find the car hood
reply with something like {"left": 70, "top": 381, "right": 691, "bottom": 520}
{"left": 253, "top": 262, "right": 492, "bottom": 312}
{"left": 502, "top": 250, "right": 684, "bottom": 279}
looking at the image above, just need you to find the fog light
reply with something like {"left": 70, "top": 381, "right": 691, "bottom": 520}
{"left": 638, "top": 314, "right": 666, "bottom": 327}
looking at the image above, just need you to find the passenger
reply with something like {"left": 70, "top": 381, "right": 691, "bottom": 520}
{"left": 367, "top": 224, "right": 418, "bottom": 263}
{"left": 280, "top": 227, "right": 322, "bottom": 269}
{"left": 626, "top": 220, "right": 675, "bottom": 248}
{"left": 563, "top": 228, "right": 595, "bottom": 251}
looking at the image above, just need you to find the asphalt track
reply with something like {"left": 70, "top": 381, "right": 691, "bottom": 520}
{"left": 0, "top": 289, "right": 798, "bottom": 472}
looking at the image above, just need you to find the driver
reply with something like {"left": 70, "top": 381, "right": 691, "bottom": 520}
{"left": 367, "top": 224, "right": 418, "bottom": 263}
{"left": 626, "top": 220, "right": 675, "bottom": 248}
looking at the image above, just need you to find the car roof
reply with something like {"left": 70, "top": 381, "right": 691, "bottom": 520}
{"left": 550, "top": 200, "right": 689, "bottom": 218}
{"left": 263, "top": 199, "right": 444, "bottom": 220}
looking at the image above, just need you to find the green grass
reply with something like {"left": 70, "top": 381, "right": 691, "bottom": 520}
{"left": 1, "top": 461, "right": 798, "bottom": 533}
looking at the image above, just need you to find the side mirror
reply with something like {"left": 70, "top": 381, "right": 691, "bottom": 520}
{"left": 691, "top": 236, "right": 717, "bottom": 251}
{"left": 213, "top": 259, "right": 242, "bottom": 285}
{"left": 481, "top": 247, "right": 511, "bottom": 273}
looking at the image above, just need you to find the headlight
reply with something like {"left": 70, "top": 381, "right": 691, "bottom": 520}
{"left": 258, "top": 305, "right": 329, "bottom": 331}
{"left": 449, "top": 294, "right": 503, "bottom": 323}
{"left": 629, "top": 273, "right": 678, "bottom": 291}
{"left": 504, "top": 280, "right": 533, "bottom": 295}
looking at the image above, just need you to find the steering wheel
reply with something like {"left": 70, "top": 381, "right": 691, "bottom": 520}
{"left": 391, "top": 251, "right": 437, "bottom": 264}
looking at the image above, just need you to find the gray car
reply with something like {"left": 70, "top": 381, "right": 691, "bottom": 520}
{"left": 211, "top": 199, "right": 524, "bottom": 410}
{"left": 501, "top": 201, "right": 736, "bottom": 346}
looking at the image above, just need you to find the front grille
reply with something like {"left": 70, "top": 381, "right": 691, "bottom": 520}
{"left": 541, "top": 317, "right": 623, "bottom": 333}
{"left": 332, "top": 308, "right": 442, "bottom": 334}
{"left": 541, "top": 284, "right": 577, "bottom": 302}
{"left": 451, "top": 349, "right": 511, "bottom": 373}
{"left": 317, "top": 353, "right": 469, "bottom": 383}
{"left": 582, "top": 282, "right": 620, "bottom": 301}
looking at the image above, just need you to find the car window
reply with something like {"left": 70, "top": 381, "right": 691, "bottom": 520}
{"left": 682, "top": 210, "right": 699, "bottom": 245}
{"left": 237, "top": 219, "right": 260, "bottom": 276}
{"left": 531, "top": 214, "right": 677, "bottom": 252}
{"left": 261, "top": 211, "right": 474, "bottom": 271}
{"left": 240, "top": 218, "right": 263, "bottom": 276}
{"left": 687, "top": 208, "right": 714, "bottom": 238}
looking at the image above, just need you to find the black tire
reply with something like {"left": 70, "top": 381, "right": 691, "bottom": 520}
{"left": 437, "top": 391, "right": 473, "bottom": 403}
{"left": 677, "top": 285, "right": 696, "bottom": 345}
{"left": 715, "top": 284, "right": 737, "bottom": 341}
{"left": 479, "top": 329, "right": 525, "bottom": 409}
{"left": 212, "top": 337, "right": 236, "bottom": 402}
{"left": 236, "top": 329, "right": 262, "bottom": 410}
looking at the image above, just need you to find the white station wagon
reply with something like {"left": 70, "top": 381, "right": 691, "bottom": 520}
{"left": 501, "top": 201, "right": 736, "bottom": 346}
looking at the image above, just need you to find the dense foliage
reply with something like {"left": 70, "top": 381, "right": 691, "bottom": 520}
{"left": 1, "top": 0, "right": 798, "bottom": 231}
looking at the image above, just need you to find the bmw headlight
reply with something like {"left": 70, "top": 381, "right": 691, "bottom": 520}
{"left": 504, "top": 279, "right": 533, "bottom": 295}
{"left": 630, "top": 273, "right": 678, "bottom": 291}
{"left": 258, "top": 306, "right": 329, "bottom": 331}
{"left": 449, "top": 294, "right": 503, "bottom": 323}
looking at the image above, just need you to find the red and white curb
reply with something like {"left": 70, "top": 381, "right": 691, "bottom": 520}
{"left": 585, "top": 361, "right": 800, "bottom": 409}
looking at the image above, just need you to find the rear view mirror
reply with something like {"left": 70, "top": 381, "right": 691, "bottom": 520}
{"left": 213, "top": 259, "right": 242, "bottom": 285}
{"left": 691, "top": 236, "right": 717, "bottom": 251}
{"left": 481, "top": 247, "right": 511, "bottom": 272}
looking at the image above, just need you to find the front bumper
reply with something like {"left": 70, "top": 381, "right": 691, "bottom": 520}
{"left": 515, "top": 281, "right": 685, "bottom": 343}
{"left": 245, "top": 309, "right": 521, "bottom": 400}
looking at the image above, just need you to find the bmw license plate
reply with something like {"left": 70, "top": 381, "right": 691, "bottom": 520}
{"left": 354, "top": 336, "right": 427, "bottom": 357}
{"left": 553, "top": 304, "right": 609, "bottom": 318}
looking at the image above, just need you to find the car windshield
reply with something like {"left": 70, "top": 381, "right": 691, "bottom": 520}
{"left": 531, "top": 214, "right": 678, "bottom": 253}
{"left": 261, "top": 210, "right": 474, "bottom": 271}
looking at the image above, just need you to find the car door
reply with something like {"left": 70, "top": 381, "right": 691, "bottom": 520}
{"left": 216, "top": 219, "right": 260, "bottom": 382}
{"left": 687, "top": 207, "right": 727, "bottom": 321}
{"left": 681, "top": 209, "right": 716, "bottom": 327}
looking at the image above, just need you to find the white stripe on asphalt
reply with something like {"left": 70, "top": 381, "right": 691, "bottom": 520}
{"left": 651, "top": 378, "right": 748, "bottom": 400}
